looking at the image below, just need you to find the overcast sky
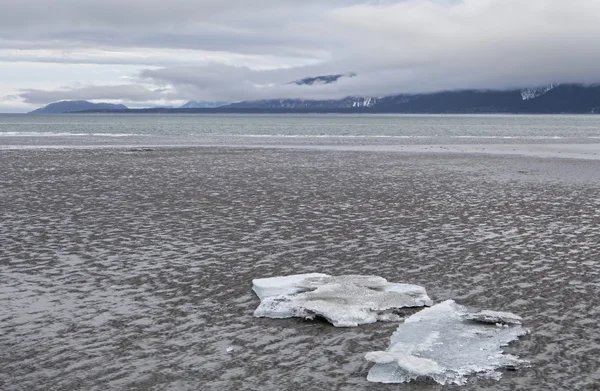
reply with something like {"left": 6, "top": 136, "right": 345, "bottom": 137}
{"left": 2, "top": 0, "right": 600, "bottom": 112}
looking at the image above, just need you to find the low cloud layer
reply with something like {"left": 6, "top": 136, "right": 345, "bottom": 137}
{"left": 4, "top": 0, "right": 600, "bottom": 109}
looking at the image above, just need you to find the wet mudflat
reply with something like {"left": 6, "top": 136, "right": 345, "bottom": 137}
{"left": 0, "top": 147, "right": 599, "bottom": 390}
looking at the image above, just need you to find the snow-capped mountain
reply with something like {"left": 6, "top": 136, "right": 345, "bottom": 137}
{"left": 226, "top": 82, "right": 600, "bottom": 113}
{"left": 227, "top": 96, "right": 377, "bottom": 109}
{"left": 520, "top": 84, "right": 559, "bottom": 100}
{"left": 351, "top": 97, "right": 377, "bottom": 107}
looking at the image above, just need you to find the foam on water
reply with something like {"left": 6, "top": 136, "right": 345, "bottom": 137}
{"left": 0, "top": 132, "right": 140, "bottom": 137}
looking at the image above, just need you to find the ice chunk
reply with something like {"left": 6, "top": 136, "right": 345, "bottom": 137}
{"left": 252, "top": 273, "right": 329, "bottom": 301}
{"left": 464, "top": 310, "right": 523, "bottom": 325}
{"left": 291, "top": 282, "right": 425, "bottom": 327}
{"left": 366, "top": 300, "right": 529, "bottom": 385}
{"left": 253, "top": 274, "right": 433, "bottom": 327}
{"left": 383, "top": 282, "right": 433, "bottom": 307}
{"left": 253, "top": 294, "right": 297, "bottom": 319}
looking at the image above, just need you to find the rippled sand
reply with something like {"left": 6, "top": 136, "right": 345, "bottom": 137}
{"left": 1, "top": 147, "right": 599, "bottom": 390}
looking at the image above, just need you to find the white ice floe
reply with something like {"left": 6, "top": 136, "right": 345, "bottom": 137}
{"left": 252, "top": 274, "right": 433, "bottom": 327}
{"left": 366, "top": 300, "right": 529, "bottom": 385}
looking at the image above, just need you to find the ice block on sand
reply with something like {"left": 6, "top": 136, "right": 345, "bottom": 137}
{"left": 366, "top": 300, "right": 529, "bottom": 385}
{"left": 253, "top": 274, "right": 433, "bottom": 327}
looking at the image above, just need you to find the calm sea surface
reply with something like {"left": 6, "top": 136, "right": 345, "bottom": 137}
{"left": 1, "top": 114, "right": 599, "bottom": 390}
{"left": 2, "top": 113, "right": 600, "bottom": 148}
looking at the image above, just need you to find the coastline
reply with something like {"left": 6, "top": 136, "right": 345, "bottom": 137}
{"left": 2, "top": 142, "right": 600, "bottom": 162}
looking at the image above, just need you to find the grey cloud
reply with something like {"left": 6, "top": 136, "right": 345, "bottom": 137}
{"left": 18, "top": 85, "right": 169, "bottom": 105}
{"left": 8, "top": 0, "right": 600, "bottom": 105}
{"left": 0, "top": 0, "right": 352, "bottom": 57}
{"left": 0, "top": 47, "right": 315, "bottom": 69}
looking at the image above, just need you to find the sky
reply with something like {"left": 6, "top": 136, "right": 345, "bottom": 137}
{"left": 2, "top": 0, "right": 600, "bottom": 112}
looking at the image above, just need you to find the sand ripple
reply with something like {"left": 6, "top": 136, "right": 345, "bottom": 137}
{"left": 1, "top": 148, "right": 599, "bottom": 390}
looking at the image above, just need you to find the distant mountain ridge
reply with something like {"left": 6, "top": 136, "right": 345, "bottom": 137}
{"left": 29, "top": 83, "right": 600, "bottom": 114}
{"left": 222, "top": 73, "right": 563, "bottom": 111}
{"left": 227, "top": 96, "right": 376, "bottom": 109}
{"left": 29, "top": 100, "right": 128, "bottom": 114}
{"left": 179, "top": 101, "right": 229, "bottom": 109}
{"left": 221, "top": 83, "right": 600, "bottom": 113}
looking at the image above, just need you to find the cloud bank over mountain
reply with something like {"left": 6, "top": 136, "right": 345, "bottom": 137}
{"left": 3, "top": 0, "right": 600, "bottom": 111}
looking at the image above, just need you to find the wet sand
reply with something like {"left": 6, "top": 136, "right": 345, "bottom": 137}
{"left": 1, "top": 147, "right": 599, "bottom": 390}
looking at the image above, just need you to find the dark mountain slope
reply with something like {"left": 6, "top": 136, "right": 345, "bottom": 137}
{"left": 518, "top": 84, "right": 600, "bottom": 113}
{"left": 30, "top": 100, "right": 128, "bottom": 114}
{"left": 374, "top": 90, "right": 522, "bottom": 113}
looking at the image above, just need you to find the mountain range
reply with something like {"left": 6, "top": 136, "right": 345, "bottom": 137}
{"left": 27, "top": 76, "right": 600, "bottom": 114}
{"left": 29, "top": 100, "right": 232, "bottom": 113}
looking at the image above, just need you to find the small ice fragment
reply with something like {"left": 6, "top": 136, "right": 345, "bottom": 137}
{"left": 464, "top": 310, "right": 523, "bottom": 325}
{"left": 366, "top": 300, "right": 529, "bottom": 385}
{"left": 253, "top": 274, "right": 433, "bottom": 327}
{"left": 253, "top": 295, "right": 297, "bottom": 319}
{"left": 383, "top": 282, "right": 434, "bottom": 307}
{"left": 377, "top": 313, "right": 402, "bottom": 322}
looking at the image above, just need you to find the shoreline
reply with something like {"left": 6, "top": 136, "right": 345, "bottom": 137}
{"left": 2, "top": 142, "right": 600, "bottom": 161}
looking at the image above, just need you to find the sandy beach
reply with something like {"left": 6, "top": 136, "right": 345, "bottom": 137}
{"left": 1, "top": 146, "right": 599, "bottom": 390}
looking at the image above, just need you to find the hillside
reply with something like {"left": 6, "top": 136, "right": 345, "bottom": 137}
{"left": 29, "top": 100, "right": 128, "bottom": 114}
